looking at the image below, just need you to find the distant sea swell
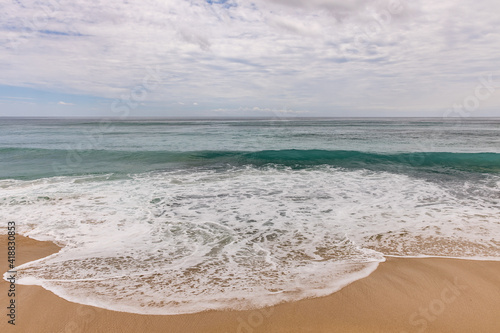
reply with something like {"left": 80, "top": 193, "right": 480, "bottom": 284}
{"left": 1, "top": 148, "right": 499, "bottom": 179}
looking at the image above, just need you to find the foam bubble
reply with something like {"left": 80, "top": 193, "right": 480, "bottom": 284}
{"left": 1, "top": 167, "right": 499, "bottom": 314}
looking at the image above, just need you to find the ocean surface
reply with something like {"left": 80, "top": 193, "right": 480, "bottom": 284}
{"left": 1, "top": 117, "right": 499, "bottom": 314}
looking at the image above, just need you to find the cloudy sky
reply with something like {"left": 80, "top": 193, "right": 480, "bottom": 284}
{"left": 1, "top": 0, "right": 500, "bottom": 117}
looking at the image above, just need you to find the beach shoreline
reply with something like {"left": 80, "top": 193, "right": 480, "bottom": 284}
{"left": 1, "top": 235, "right": 499, "bottom": 333}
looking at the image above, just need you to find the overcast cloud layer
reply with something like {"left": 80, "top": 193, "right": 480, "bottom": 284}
{"left": 1, "top": 0, "right": 500, "bottom": 117}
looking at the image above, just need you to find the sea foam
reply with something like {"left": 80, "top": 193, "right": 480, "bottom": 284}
{"left": 1, "top": 166, "right": 499, "bottom": 314}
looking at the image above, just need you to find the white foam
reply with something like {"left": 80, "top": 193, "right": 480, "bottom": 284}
{"left": 1, "top": 167, "right": 499, "bottom": 314}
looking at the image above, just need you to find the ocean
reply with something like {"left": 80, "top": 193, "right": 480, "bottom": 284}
{"left": 1, "top": 117, "right": 499, "bottom": 314}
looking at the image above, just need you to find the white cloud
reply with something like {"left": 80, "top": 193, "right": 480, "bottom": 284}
{"left": 1, "top": 0, "right": 500, "bottom": 116}
{"left": 58, "top": 101, "right": 74, "bottom": 105}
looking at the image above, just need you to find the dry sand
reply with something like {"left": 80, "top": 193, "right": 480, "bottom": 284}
{"left": 1, "top": 235, "right": 499, "bottom": 333}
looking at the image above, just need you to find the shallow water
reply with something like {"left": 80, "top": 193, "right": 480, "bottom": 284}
{"left": 1, "top": 118, "right": 499, "bottom": 314}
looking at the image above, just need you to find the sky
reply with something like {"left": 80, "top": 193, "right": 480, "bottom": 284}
{"left": 1, "top": 0, "right": 500, "bottom": 118}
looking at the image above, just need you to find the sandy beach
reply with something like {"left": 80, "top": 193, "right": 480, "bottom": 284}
{"left": 0, "top": 235, "right": 498, "bottom": 333}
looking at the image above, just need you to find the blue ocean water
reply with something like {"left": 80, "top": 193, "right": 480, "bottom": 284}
{"left": 1, "top": 117, "right": 499, "bottom": 314}
{"left": 1, "top": 118, "right": 500, "bottom": 178}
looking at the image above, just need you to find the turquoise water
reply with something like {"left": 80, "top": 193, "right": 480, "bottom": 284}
{"left": 1, "top": 117, "right": 499, "bottom": 314}
{"left": 1, "top": 118, "right": 499, "bottom": 179}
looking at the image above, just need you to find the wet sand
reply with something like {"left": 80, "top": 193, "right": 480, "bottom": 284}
{"left": 1, "top": 235, "right": 499, "bottom": 333}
